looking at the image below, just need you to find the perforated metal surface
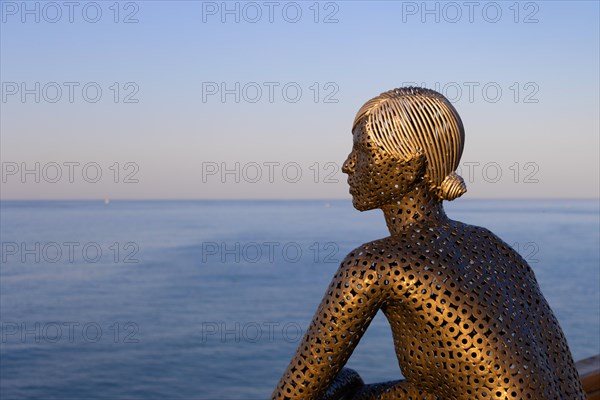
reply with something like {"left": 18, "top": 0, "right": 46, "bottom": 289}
{"left": 272, "top": 88, "right": 585, "bottom": 400}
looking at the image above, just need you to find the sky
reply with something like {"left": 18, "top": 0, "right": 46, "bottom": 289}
{"left": 1, "top": 0, "right": 599, "bottom": 200}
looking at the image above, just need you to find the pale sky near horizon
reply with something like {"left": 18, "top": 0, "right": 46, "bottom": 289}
{"left": 1, "top": 0, "right": 598, "bottom": 200}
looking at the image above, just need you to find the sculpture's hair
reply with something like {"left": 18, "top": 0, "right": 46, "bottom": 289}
{"left": 353, "top": 87, "right": 467, "bottom": 201}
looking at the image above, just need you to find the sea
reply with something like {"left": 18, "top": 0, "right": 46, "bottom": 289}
{"left": 1, "top": 199, "right": 598, "bottom": 399}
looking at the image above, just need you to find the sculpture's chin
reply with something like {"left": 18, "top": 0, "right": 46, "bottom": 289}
{"left": 352, "top": 197, "right": 377, "bottom": 212}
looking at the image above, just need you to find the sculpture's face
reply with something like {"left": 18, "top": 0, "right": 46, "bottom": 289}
{"left": 342, "top": 121, "right": 425, "bottom": 211}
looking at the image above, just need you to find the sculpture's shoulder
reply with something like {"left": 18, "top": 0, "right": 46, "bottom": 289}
{"left": 331, "top": 238, "right": 401, "bottom": 301}
{"left": 446, "top": 218, "right": 496, "bottom": 239}
{"left": 337, "top": 236, "right": 416, "bottom": 280}
{"left": 444, "top": 220, "right": 539, "bottom": 284}
{"left": 447, "top": 220, "right": 531, "bottom": 264}
{"left": 340, "top": 237, "right": 399, "bottom": 267}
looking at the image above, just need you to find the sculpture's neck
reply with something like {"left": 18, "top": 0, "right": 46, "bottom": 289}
{"left": 381, "top": 180, "right": 447, "bottom": 236}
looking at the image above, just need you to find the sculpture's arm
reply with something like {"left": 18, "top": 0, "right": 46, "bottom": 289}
{"left": 272, "top": 252, "right": 383, "bottom": 400}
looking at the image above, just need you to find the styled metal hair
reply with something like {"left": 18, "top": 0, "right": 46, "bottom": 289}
{"left": 353, "top": 87, "right": 467, "bottom": 200}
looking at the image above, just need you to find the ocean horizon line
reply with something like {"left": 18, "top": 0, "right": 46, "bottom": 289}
{"left": 1, "top": 198, "right": 599, "bottom": 203}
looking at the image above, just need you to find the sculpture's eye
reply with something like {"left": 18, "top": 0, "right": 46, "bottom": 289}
{"left": 356, "top": 147, "right": 373, "bottom": 162}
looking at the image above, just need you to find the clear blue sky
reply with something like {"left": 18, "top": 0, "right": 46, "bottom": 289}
{"left": 1, "top": 0, "right": 598, "bottom": 199}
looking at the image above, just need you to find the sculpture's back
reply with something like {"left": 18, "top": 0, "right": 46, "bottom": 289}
{"left": 272, "top": 87, "right": 586, "bottom": 400}
{"left": 345, "top": 221, "right": 585, "bottom": 399}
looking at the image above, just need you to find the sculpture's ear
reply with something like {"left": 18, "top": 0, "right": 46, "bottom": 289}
{"left": 396, "top": 150, "right": 427, "bottom": 182}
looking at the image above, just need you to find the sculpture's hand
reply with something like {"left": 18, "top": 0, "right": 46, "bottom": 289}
{"left": 272, "top": 251, "right": 383, "bottom": 400}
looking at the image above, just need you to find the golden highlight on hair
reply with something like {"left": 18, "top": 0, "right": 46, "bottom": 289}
{"left": 353, "top": 87, "right": 466, "bottom": 201}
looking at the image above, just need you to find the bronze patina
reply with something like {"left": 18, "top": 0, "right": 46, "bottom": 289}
{"left": 272, "top": 87, "right": 586, "bottom": 400}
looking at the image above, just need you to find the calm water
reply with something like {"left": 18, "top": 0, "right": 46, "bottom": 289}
{"left": 1, "top": 200, "right": 598, "bottom": 399}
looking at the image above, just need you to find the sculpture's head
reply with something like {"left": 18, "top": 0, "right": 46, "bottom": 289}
{"left": 342, "top": 87, "right": 467, "bottom": 211}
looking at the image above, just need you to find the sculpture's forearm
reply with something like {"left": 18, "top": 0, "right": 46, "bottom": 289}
{"left": 272, "top": 262, "right": 381, "bottom": 399}
{"left": 272, "top": 324, "right": 338, "bottom": 399}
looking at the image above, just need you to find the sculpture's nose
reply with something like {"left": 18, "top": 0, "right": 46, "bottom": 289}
{"left": 342, "top": 153, "right": 356, "bottom": 174}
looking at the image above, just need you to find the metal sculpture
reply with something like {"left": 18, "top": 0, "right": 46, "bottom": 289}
{"left": 272, "top": 87, "right": 586, "bottom": 400}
